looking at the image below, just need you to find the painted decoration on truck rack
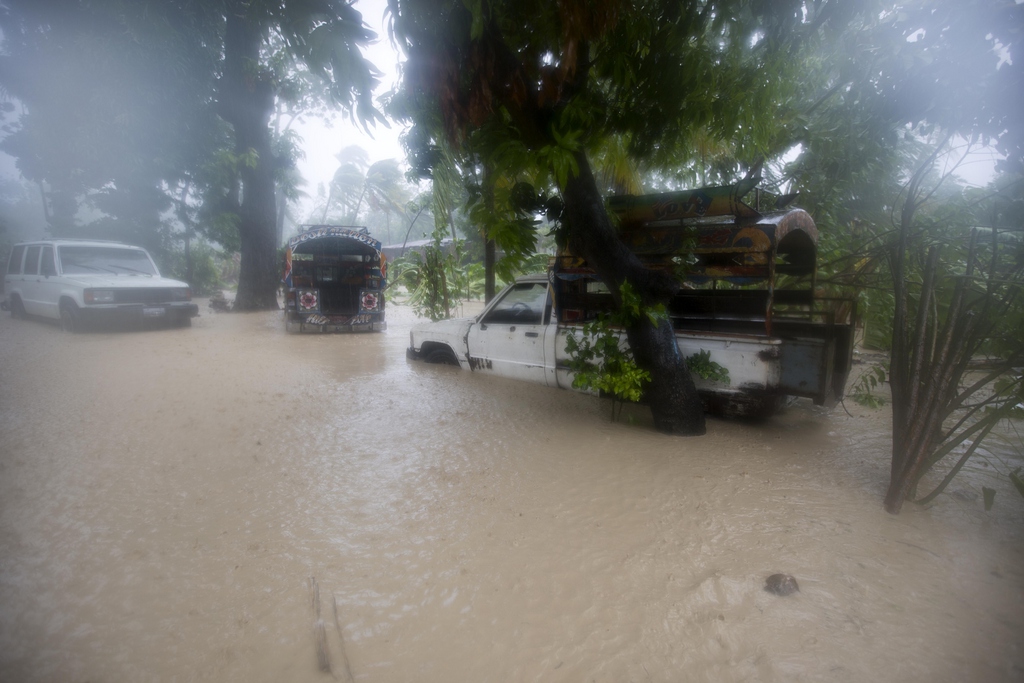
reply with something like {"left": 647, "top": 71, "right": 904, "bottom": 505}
{"left": 607, "top": 178, "right": 761, "bottom": 224}
{"left": 359, "top": 290, "right": 380, "bottom": 312}
{"left": 288, "top": 225, "right": 381, "bottom": 251}
{"left": 296, "top": 288, "right": 319, "bottom": 312}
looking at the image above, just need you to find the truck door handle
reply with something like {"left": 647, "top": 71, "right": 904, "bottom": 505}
{"left": 525, "top": 331, "right": 539, "bottom": 338}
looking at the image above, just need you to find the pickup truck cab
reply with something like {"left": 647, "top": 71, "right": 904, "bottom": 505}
{"left": 407, "top": 273, "right": 558, "bottom": 382}
{"left": 4, "top": 238, "right": 198, "bottom": 331}
{"left": 407, "top": 183, "right": 856, "bottom": 418}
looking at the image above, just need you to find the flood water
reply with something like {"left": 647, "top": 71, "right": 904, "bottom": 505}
{"left": 1, "top": 302, "right": 1022, "bottom": 682}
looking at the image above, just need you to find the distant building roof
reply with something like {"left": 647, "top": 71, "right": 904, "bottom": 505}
{"left": 381, "top": 237, "right": 451, "bottom": 250}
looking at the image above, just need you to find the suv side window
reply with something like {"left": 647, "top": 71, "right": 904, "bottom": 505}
{"left": 40, "top": 246, "right": 56, "bottom": 276}
{"left": 7, "top": 245, "right": 25, "bottom": 275}
{"left": 23, "top": 246, "right": 41, "bottom": 276}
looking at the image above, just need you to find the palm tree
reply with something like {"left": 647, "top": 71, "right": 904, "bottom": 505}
{"left": 362, "top": 159, "right": 412, "bottom": 243}
{"left": 319, "top": 153, "right": 413, "bottom": 245}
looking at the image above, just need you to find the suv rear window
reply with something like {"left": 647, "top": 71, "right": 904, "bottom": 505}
{"left": 7, "top": 245, "right": 25, "bottom": 275}
{"left": 58, "top": 246, "right": 158, "bottom": 276}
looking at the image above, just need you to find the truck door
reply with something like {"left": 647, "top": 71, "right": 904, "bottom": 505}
{"left": 466, "top": 281, "right": 553, "bottom": 385}
{"left": 35, "top": 246, "right": 60, "bottom": 319}
{"left": 19, "top": 246, "right": 43, "bottom": 316}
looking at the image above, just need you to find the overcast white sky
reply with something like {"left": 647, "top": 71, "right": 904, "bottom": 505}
{"left": 292, "top": 0, "right": 408, "bottom": 213}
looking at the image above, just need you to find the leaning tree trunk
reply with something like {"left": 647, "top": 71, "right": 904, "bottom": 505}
{"left": 561, "top": 151, "right": 705, "bottom": 436}
{"left": 219, "top": 4, "right": 280, "bottom": 311}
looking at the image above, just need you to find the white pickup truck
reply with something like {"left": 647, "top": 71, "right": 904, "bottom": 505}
{"left": 407, "top": 193, "right": 856, "bottom": 418}
{"left": 406, "top": 272, "right": 834, "bottom": 417}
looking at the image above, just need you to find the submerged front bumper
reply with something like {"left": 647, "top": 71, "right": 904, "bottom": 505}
{"left": 79, "top": 302, "right": 199, "bottom": 325}
{"left": 285, "top": 312, "right": 385, "bottom": 333}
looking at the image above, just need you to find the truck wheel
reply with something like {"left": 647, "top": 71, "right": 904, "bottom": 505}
{"left": 425, "top": 347, "right": 459, "bottom": 365}
{"left": 60, "top": 302, "right": 81, "bottom": 333}
{"left": 10, "top": 296, "right": 26, "bottom": 320}
{"left": 176, "top": 313, "right": 192, "bottom": 328}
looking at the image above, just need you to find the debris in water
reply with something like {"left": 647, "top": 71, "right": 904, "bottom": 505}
{"left": 308, "top": 576, "right": 331, "bottom": 674}
{"left": 209, "top": 292, "right": 232, "bottom": 312}
{"left": 765, "top": 573, "right": 800, "bottom": 596}
{"left": 332, "top": 595, "right": 356, "bottom": 683}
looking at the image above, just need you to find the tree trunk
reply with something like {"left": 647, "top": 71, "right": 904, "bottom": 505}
{"left": 219, "top": 3, "right": 279, "bottom": 311}
{"left": 561, "top": 151, "right": 705, "bottom": 436}
{"left": 482, "top": 164, "right": 496, "bottom": 302}
{"left": 484, "top": 237, "right": 496, "bottom": 302}
{"left": 42, "top": 182, "right": 77, "bottom": 236}
{"left": 276, "top": 188, "right": 287, "bottom": 246}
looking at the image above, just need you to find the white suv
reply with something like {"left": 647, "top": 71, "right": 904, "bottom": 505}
{"left": 3, "top": 238, "right": 198, "bottom": 331}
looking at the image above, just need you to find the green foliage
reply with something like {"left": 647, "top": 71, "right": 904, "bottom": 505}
{"left": 850, "top": 364, "right": 889, "bottom": 409}
{"left": 464, "top": 178, "right": 542, "bottom": 283}
{"left": 562, "top": 280, "right": 731, "bottom": 421}
{"left": 565, "top": 313, "right": 651, "bottom": 418}
{"left": 619, "top": 281, "right": 667, "bottom": 326}
{"left": 564, "top": 281, "right": 679, "bottom": 420}
{"left": 165, "top": 241, "right": 224, "bottom": 297}
{"left": 389, "top": 248, "right": 450, "bottom": 321}
{"left": 685, "top": 350, "right": 730, "bottom": 385}
{"left": 389, "top": 0, "right": 850, "bottom": 247}
{"left": 506, "top": 253, "right": 552, "bottom": 283}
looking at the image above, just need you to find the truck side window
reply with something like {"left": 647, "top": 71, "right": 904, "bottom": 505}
{"left": 40, "top": 247, "right": 56, "bottom": 276}
{"left": 482, "top": 283, "right": 548, "bottom": 325}
{"left": 23, "top": 246, "right": 40, "bottom": 276}
{"left": 7, "top": 245, "right": 26, "bottom": 275}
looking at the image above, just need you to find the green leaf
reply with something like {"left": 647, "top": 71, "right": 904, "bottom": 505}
{"left": 686, "top": 350, "right": 730, "bottom": 383}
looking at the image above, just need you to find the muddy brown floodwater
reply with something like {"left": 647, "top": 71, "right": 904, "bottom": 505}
{"left": 1, "top": 301, "right": 1023, "bottom": 683}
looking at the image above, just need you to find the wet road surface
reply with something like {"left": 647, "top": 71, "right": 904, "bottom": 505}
{"left": 1, "top": 303, "right": 1022, "bottom": 682}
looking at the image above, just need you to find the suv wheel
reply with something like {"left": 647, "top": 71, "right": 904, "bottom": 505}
{"left": 60, "top": 302, "right": 81, "bottom": 333}
{"left": 9, "top": 296, "right": 26, "bottom": 320}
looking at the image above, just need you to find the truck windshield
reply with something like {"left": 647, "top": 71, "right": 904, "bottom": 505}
{"left": 59, "top": 246, "right": 158, "bottom": 276}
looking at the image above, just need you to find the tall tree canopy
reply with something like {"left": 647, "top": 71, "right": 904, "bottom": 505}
{"left": 217, "top": 0, "right": 383, "bottom": 309}
{"left": 0, "top": 0, "right": 383, "bottom": 308}
{"left": 387, "top": 0, "right": 854, "bottom": 434}
{"left": 0, "top": 0, "right": 224, "bottom": 257}
{"left": 772, "top": 0, "right": 1024, "bottom": 513}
